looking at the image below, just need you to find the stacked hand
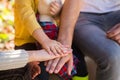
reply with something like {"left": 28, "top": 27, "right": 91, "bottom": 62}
{"left": 30, "top": 1, "right": 73, "bottom": 79}
{"left": 43, "top": 1, "right": 73, "bottom": 76}
{"left": 45, "top": 51, "right": 73, "bottom": 75}
{"left": 29, "top": 48, "right": 72, "bottom": 79}
{"left": 41, "top": 39, "right": 66, "bottom": 56}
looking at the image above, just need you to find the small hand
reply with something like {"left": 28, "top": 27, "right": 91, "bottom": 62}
{"left": 28, "top": 62, "right": 41, "bottom": 79}
{"left": 41, "top": 39, "right": 66, "bottom": 56}
{"left": 107, "top": 23, "right": 120, "bottom": 44}
{"left": 49, "top": 1, "right": 62, "bottom": 16}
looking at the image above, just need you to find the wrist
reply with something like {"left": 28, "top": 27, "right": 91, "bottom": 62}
{"left": 32, "top": 28, "right": 50, "bottom": 45}
{"left": 28, "top": 51, "right": 35, "bottom": 62}
{"left": 57, "top": 38, "right": 72, "bottom": 48}
{"left": 28, "top": 50, "right": 42, "bottom": 62}
{"left": 57, "top": 30, "right": 73, "bottom": 47}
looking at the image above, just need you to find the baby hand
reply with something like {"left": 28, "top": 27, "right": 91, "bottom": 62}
{"left": 49, "top": 1, "right": 62, "bottom": 16}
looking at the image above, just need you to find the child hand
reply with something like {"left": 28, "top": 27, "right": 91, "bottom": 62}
{"left": 28, "top": 62, "right": 41, "bottom": 79}
{"left": 41, "top": 39, "right": 67, "bottom": 56}
{"left": 49, "top": 1, "right": 62, "bottom": 16}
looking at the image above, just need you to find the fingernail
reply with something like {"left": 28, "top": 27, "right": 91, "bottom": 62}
{"left": 46, "top": 68, "right": 49, "bottom": 71}
{"left": 49, "top": 70, "right": 53, "bottom": 74}
{"left": 63, "top": 50, "right": 67, "bottom": 53}
{"left": 54, "top": 70, "right": 58, "bottom": 73}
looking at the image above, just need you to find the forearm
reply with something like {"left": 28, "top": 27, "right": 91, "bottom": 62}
{"left": 58, "top": 0, "right": 82, "bottom": 46}
{"left": 27, "top": 50, "right": 57, "bottom": 62}
{"left": 0, "top": 49, "right": 58, "bottom": 71}
{"left": 32, "top": 28, "right": 50, "bottom": 46}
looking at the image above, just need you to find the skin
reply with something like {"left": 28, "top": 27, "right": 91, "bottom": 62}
{"left": 45, "top": 0, "right": 83, "bottom": 75}
{"left": 30, "top": 1, "right": 72, "bottom": 79}
{"left": 27, "top": 49, "right": 71, "bottom": 79}
{"left": 50, "top": 1, "right": 61, "bottom": 16}
{"left": 33, "top": 1, "right": 66, "bottom": 56}
{"left": 32, "top": 28, "right": 64, "bottom": 56}
{"left": 107, "top": 23, "right": 120, "bottom": 44}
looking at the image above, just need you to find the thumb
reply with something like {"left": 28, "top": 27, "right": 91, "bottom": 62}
{"left": 67, "top": 56, "right": 73, "bottom": 75}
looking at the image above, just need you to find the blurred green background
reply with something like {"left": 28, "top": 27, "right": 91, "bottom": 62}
{"left": 0, "top": 0, "right": 14, "bottom": 50}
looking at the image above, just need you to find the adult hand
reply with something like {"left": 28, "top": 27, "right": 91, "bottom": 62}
{"left": 107, "top": 23, "right": 120, "bottom": 44}
{"left": 45, "top": 51, "right": 73, "bottom": 75}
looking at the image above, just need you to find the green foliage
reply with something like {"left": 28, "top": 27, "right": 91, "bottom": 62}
{"left": 0, "top": 0, "right": 14, "bottom": 50}
{"left": 0, "top": 33, "right": 9, "bottom": 43}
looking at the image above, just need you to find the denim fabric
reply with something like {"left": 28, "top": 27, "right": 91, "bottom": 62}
{"left": 73, "top": 10, "right": 120, "bottom": 80}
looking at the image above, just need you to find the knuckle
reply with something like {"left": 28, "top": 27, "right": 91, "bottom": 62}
{"left": 46, "top": 46, "right": 50, "bottom": 49}
{"left": 51, "top": 65, "right": 55, "bottom": 70}
{"left": 56, "top": 65, "right": 62, "bottom": 70}
{"left": 58, "top": 50, "right": 62, "bottom": 54}
{"left": 47, "top": 62, "right": 52, "bottom": 66}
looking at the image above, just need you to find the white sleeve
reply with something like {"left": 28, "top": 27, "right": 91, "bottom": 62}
{"left": 0, "top": 50, "right": 28, "bottom": 71}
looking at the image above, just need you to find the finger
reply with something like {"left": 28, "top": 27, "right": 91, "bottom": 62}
{"left": 35, "top": 61, "right": 40, "bottom": 64}
{"left": 46, "top": 60, "right": 53, "bottom": 72}
{"left": 50, "top": 10, "right": 56, "bottom": 15}
{"left": 50, "top": 46, "right": 59, "bottom": 56}
{"left": 37, "top": 65, "right": 41, "bottom": 74}
{"left": 57, "top": 42, "right": 64, "bottom": 47}
{"left": 50, "top": 7, "right": 58, "bottom": 15}
{"left": 48, "top": 58, "right": 60, "bottom": 74}
{"left": 32, "top": 73, "right": 39, "bottom": 79}
{"left": 44, "top": 61, "right": 48, "bottom": 66}
{"left": 107, "top": 24, "right": 120, "bottom": 33}
{"left": 50, "top": 5, "right": 59, "bottom": 12}
{"left": 50, "top": 1, "right": 60, "bottom": 10}
{"left": 67, "top": 56, "right": 73, "bottom": 75}
{"left": 107, "top": 24, "right": 120, "bottom": 37}
{"left": 57, "top": 44, "right": 68, "bottom": 54}
{"left": 62, "top": 47, "right": 72, "bottom": 54}
{"left": 46, "top": 47, "right": 53, "bottom": 55}
{"left": 112, "top": 33, "right": 120, "bottom": 41}
{"left": 55, "top": 46, "right": 64, "bottom": 55}
{"left": 117, "top": 39, "right": 120, "bottom": 44}
{"left": 54, "top": 56, "right": 68, "bottom": 73}
{"left": 50, "top": 2, "right": 60, "bottom": 15}
{"left": 33, "top": 64, "right": 41, "bottom": 74}
{"left": 56, "top": 43, "right": 71, "bottom": 54}
{"left": 31, "top": 68, "right": 39, "bottom": 79}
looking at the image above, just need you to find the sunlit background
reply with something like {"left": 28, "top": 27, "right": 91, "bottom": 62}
{"left": 0, "top": 0, "right": 14, "bottom": 50}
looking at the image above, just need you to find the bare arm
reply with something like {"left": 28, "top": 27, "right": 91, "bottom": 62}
{"left": 0, "top": 49, "right": 70, "bottom": 71}
{"left": 46, "top": 0, "right": 84, "bottom": 75}
{"left": 28, "top": 50, "right": 62, "bottom": 62}
{"left": 58, "top": 0, "right": 82, "bottom": 46}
